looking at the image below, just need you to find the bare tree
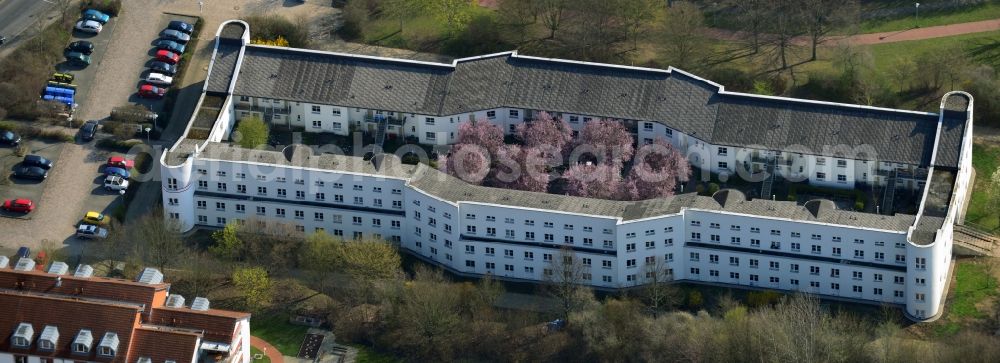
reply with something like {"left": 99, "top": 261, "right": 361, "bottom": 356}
{"left": 543, "top": 247, "right": 593, "bottom": 322}
{"left": 658, "top": 2, "right": 708, "bottom": 70}
{"left": 539, "top": 0, "right": 571, "bottom": 40}
{"left": 55, "top": 0, "right": 74, "bottom": 23}
{"left": 727, "top": 0, "right": 770, "bottom": 54}
{"left": 761, "top": 0, "right": 807, "bottom": 71}
{"left": 91, "top": 220, "right": 133, "bottom": 274}
{"left": 801, "top": 0, "right": 859, "bottom": 61}
{"left": 129, "top": 211, "right": 188, "bottom": 271}
{"left": 638, "top": 258, "right": 678, "bottom": 318}
{"left": 989, "top": 168, "right": 1000, "bottom": 228}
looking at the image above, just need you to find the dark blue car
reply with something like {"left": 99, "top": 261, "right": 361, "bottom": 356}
{"left": 104, "top": 166, "right": 131, "bottom": 179}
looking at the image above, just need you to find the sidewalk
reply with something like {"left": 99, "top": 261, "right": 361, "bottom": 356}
{"left": 250, "top": 336, "right": 284, "bottom": 363}
{"left": 706, "top": 17, "right": 1000, "bottom": 46}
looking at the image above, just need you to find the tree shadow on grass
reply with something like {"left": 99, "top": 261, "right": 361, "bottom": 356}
{"left": 966, "top": 38, "right": 1000, "bottom": 69}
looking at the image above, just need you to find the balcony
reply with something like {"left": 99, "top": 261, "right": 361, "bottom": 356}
{"left": 234, "top": 103, "right": 291, "bottom": 115}
{"left": 364, "top": 115, "right": 405, "bottom": 126}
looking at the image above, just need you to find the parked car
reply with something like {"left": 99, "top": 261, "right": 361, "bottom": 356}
{"left": 153, "top": 39, "right": 185, "bottom": 53}
{"left": 74, "top": 20, "right": 103, "bottom": 34}
{"left": 104, "top": 175, "right": 129, "bottom": 192}
{"left": 82, "top": 9, "right": 110, "bottom": 24}
{"left": 161, "top": 29, "right": 190, "bottom": 43}
{"left": 65, "top": 51, "right": 92, "bottom": 66}
{"left": 12, "top": 166, "right": 47, "bottom": 180}
{"left": 107, "top": 156, "right": 135, "bottom": 169}
{"left": 0, "top": 130, "right": 20, "bottom": 146}
{"left": 144, "top": 72, "right": 173, "bottom": 86}
{"left": 149, "top": 61, "right": 177, "bottom": 76}
{"left": 76, "top": 224, "right": 108, "bottom": 239}
{"left": 104, "top": 166, "right": 131, "bottom": 179}
{"left": 15, "top": 247, "right": 29, "bottom": 259}
{"left": 155, "top": 49, "right": 180, "bottom": 64}
{"left": 66, "top": 40, "right": 94, "bottom": 55}
{"left": 2, "top": 199, "right": 34, "bottom": 213}
{"left": 22, "top": 155, "right": 53, "bottom": 170}
{"left": 52, "top": 72, "right": 75, "bottom": 83}
{"left": 80, "top": 120, "right": 98, "bottom": 141}
{"left": 83, "top": 211, "right": 108, "bottom": 225}
{"left": 138, "top": 84, "right": 167, "bottom": 99}
{"left": 167, "top": 20, "right": 194, "bottom": 34}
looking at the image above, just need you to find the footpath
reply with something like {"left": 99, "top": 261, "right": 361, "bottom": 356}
{"left": 706, "top": 18, "right": 1000, "bottom": 46}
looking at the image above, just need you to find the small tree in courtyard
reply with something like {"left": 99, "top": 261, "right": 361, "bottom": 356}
{"left": 234, "top": 115, "right": 268, "bottom": 148}
{"left": 575, "top": 119, "right": 634, "bottom": 166}
{"left": 490, "top": 144, "right": 553, "bottom": 193}
{"left": 456, "top": 119, "right": 505, "bottom": 155}
{"left": 232, "top": 266, "right": 273, "bottom": 312}
{"left": 563, "top": 162, "right": 626, "bottom": 200}
{"left": 624, "top": 138, "right": 690, "bottom": 200}
{"left": 516, "top": 111, "right": 572, "bottom": 158}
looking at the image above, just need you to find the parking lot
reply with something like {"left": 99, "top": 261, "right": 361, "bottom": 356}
{"left": 0, "top": 1, "right": 328, "bottom": 257}
{"left": 74, "top": 12, "right": 198, "bottom": 122}
{"left": 0, "top": 140, "right": 62, "bottom": 219}
{"left": 0, "top": 139, "right": 125, "bottom": 256}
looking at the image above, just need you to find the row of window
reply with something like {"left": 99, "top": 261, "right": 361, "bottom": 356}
{"left": 688, "top": 221, "right": 900, "bottom": 247}
{"left": 197, "top": 172, "right": 401, "bottom": 193}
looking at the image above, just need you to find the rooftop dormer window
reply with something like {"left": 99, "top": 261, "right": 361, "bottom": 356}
{"left": 98, "top": 332, "right": 119, "bottom": 357}
{"left": 73, "top": 329, "right": 93, "bottom": 354}
{"left": 11, "top": 323, "right": 33, "bottom": 348}
{"left": 38, "top": 325, "right": 58, "bottom": 351}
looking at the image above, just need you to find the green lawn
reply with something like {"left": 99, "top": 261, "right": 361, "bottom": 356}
{"left": 947, "top": 261, "right": 998, "bottom": 319}
{"left": 857, "top": 2, "right": 1000, "bottom": 34}
{"left": 867, "top": 29, "right": 1000, "bottom": 73}
{"left": 249, "top": 314, "right": 309, "bottom": 356}
{"left": 966, "top": 143, "right": 1000, "bottom": 232}
{"left": 353, "top": 345, "right": 400, "bottom": 363}
{"left": 250, "top": 347, "right": 271, "bottom": 363}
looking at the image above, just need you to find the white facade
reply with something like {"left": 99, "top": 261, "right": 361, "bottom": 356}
{"left": 161, "top": 21, "right": 974, "bottom": 322}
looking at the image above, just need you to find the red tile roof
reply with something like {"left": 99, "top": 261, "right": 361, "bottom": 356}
{"left": 150, "top": 307, "right": 250, "bottom": 343}
{"left": 0, "top": 268, "right": 168, "bottom": 309}
{"left": 0, "top": 266, "right": 249, "bottom": 362}
{"left": 127, "top": 326, "right": 201, "bottom": 363}
{"left": 0, "top": 290, "right": 142, "bottom": 363}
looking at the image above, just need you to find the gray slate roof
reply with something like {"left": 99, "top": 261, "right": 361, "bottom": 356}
{"left": 222, "top": 46, "right": 964, "bottom": 167}
{"left": 935, "top": 115, "right": 966, "bottom": 168}
{"left": 206, "top": 41, "right": 241, "bottom": 93}
{"left": 407, "top": 165, "right": 916, "bottom": 231}
{"left": 197, "top": 143, "right": 417, "bottom": 179}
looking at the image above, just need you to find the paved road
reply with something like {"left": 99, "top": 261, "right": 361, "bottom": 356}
{"left": 0, "top": 0, "right": 55, "bottom": 45}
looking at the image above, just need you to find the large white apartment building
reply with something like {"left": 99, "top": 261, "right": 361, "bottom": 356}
{"left": 160, "top": 21, "right": 974, "bottom": 321}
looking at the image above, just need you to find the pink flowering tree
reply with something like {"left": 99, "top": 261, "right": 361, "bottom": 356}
{"left": 562, "top": 162, "right": 627, "bottom": 200}
{"left": 574, "top": 119, "right": 635, "bottom": 166}
{"left": 438, "top": 143, "right": 490, "bottom": 184}
{"left": 624, "top": 138, "right": 691, "bottom": 200}
{"left": 490, "top": 145, "right": 552, "bottom": 193}
{"left": 456, "top": 119, "right": 505, "bottom": 155}
{"left": 516, "top": 111, "right": 573, "bottom": 159}
{"left": 439, "top": 119, "right": 505, "bottom": 184}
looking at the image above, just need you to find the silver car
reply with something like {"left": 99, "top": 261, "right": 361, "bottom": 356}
{"left": 144, "top": 72, "right": 173, "bottom": 86}
{"left": 76, "top": 224, "right": 108, "bottom": 239}
{"left": 161, "top": 29, "right": 190, "bottom": 43}
{"left": 104, "top": 175, "right": 129, "bottom": 192}
{"left": 74, "top": 20, "right": 103, "bottom": 34}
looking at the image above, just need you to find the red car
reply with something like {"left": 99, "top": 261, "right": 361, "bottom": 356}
{"left": 155, "top": 49, "right": 180, "bottom": 64}
{"left": 139, "top": 84, "right": 167, "bottom": 98}
{"left": 3, "top": 199, "right": 35, "bottom": 213}
{"left": 107, "top": 156, "right": 135, "bottom": 169}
